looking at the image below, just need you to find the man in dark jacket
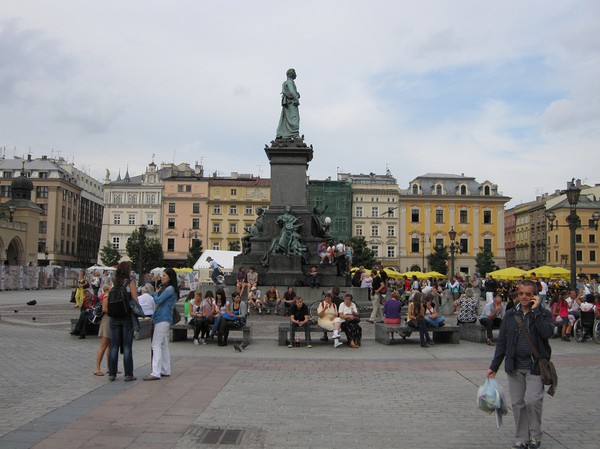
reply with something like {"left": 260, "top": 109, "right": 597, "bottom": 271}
{"left": 486, "top": 280, "right": 554, "bottom": 449}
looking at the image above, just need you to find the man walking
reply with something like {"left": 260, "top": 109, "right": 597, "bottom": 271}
{"left": 486, "top": 280, "right": 554, "bottom": 449}
{"left": 206, "top": 256, "right": 224, "bottom": 286}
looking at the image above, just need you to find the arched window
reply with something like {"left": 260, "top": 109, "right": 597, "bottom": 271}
{"left": 412, "top": 184, "right": 419, "bottom": 195}
{"left": 460, "top": 185, "right": 467, "bottom": 195}
{"left": 484, "top": 185, "right": 491, "bottom": 196}
{"left": 436, "top": 184, "right": 443, "bottom": 195}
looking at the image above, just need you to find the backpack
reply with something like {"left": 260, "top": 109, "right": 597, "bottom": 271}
{"left": 88, "top": 302, "right": 104, "bottom": 324}
{"left": 107, "top": 279, "right": 131, "bottom": 318}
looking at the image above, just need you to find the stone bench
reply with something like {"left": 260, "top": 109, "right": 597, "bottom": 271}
{"left": 459, "top": 322, "right": 500, "bottom": 343}
{"left": 169, "top": 322, "right": 252, "bottom": 345}
{"left": 374, "top": 322, "right": 460, "bottom": 345}
{"left": 70, "top": 317, "right": 151, "bottom": 340}
{"left": 277, "top": 322, "right": 336, "bottom": 346}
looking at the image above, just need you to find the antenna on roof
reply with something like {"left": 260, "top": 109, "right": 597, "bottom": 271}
{"left": 256, "top": 164, "right": 263, "bottom": 177}
{"left": 172, "top": 149, "right": 176, "bottom": 164}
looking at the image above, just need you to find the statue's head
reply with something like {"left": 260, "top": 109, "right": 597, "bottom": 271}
{"left": 284, "top": 205, "right": 292, "bottom": 213}
{"left": 286, "top": 68, "right": 296, "bottom": 79}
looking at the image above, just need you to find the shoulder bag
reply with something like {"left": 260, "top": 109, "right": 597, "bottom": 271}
{"left": 514, "top": 314, "right": 557, "bottom": 396}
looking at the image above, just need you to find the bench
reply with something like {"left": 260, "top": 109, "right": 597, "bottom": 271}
{"left": 374, "top": 322, "right": 460, "bottom": 345}
{"left": 277, "top": 323, "right": 334, "bottom": 346}
{"left": 459, "top": 322, "right": 500, "bottom": 343}
{"left": 169, "top": 323, "right": 252, "bottom": 345}
{"left": 69, "top": 317, "right": 151, "bottom": 340}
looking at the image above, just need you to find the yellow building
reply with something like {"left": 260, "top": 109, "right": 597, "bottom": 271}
{"left": 400, "top": 174, "right": 510, "bottom": 275}
{"left": 161, "top": 166, "right": 209, "bottom": 266}
{"left": 207, "top": 176, "right": 270, "bottom": 251}
{"left": 511, "top": 202, "right": 533, "bottom": 269}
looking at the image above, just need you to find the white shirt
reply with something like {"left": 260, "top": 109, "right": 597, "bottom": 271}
{"left": 137, "top": 293, "right": 155, "bottom": 316}
{"left": 540, "top": 281, "right": 548, "bottom": 295}
{"left": 338, "top": 302, "right": 358, "bottom": 316}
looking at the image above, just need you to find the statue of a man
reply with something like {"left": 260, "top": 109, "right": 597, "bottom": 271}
{"left": 276, "top": 68, "right": 300, "bottom": 139}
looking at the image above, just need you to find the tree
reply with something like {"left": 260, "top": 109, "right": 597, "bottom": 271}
{"left": 348, "top": 236, "right": 376, "bottom": 269}
{"left": 427, "top": 244, "right": 448, "bottom": 275}
{"left": 475, "top": 246, "right": 496, "bottom": 277}
{"left": 228, "top": 240, "right": 241, "bottom": 252}
{"left": 186, "top": 239, "right": 204, "bottom": 268}
{"left": 126, "top": 231, "right": 165, "bottom": 274}
{"left": 99, "top": 242, "right": 121, "bottom": 267}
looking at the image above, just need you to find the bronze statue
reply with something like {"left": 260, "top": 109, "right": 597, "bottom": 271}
{"left": 261, "top": 205, "right": 308, "bottom": 266}
{"left": 276, "top": 68, "right": 300, "bottom": 139}
{"left": 241, "top": 207, "right": 265, "bottom": 254}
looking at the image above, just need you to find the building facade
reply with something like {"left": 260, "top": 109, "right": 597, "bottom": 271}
{"left": 307, "top": 179, "right": 352, "bottom": 242}
{"left": 400, "top": 174, "right": 510, "bottom": 275}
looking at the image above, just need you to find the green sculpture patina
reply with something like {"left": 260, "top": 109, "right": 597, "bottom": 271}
{"left": 275, "top": 68, "right": 300, "bottom": 139}
{"left": 261, "top": 205, "right": 308, "bottom": 266}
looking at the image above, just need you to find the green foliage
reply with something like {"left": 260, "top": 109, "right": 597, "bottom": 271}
{"left": 228, "top": 240, "right": 241, "bottom": 252}
{"left": 348, "top": 236, "right": 376, "bottom": 269}
{"left": 186, "top": 239, "right": 204, "bottom": 267}
{"left": 475, "top": 246, "right": 496, "bottom": 277}
{"left": 126, "top": 231, "right": 165, "bottom": 274}
{"left": 99, "top": 242, "right": 121, "bottom": 267}
{"left": 427, "top": 244, "right": 448, "bottom": 275}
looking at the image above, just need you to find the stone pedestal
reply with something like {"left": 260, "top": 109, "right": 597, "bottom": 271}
{"left": 229, "top": 137, "right": 349, "bottom": 288}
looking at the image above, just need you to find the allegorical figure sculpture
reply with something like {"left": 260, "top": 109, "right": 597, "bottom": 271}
{"left": 310, "top": 205, "right": 335, "bottom": 245}
{"left": 261, "top": 205, "right": 308, "bottom": 266}
{"left": 241, "top": 207, "right": 265, "bottom": 254}
{"left": 276, "top": 68, "right": 300, "bottom": 139}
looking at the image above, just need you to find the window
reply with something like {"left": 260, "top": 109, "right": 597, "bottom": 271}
{"left": 371, "top": 225, "right": 379, "bottom": 236}
{"left": 113, "top": 214, "right": 121, "bottom": 225}
{"left": 167, "top": 238, "right": 175, "bottom": 252}
{"left": 387, "top": 246, "right": 396, "bottom": 258}
{"left": 590, "top": 251, "right": 596, "bottom": 262}
{"left": 483, "top": 210, "right": 492, "bottom": 224}
{"left": 411, "top": 209, "right": 420, "bottom": 223}
{"left": 590, "top": 234, "right": 596, "bottom": 244}
{"left": 245, "top": 205, "right": 253, "bottom": 215}
{"left": 213, "top": 205, "right": 221, "bottom": 214}
{"left": 39, "top": 221, "right": 47, "bottom": 233}
{"left": 192, "top": 218, "right": 200, "bottom": 229}
{"left": 168, "top": 202, "right": 176, "bottom": 213}
{"left": 411, "top": 237, "right": 420, "bottom": 253}
{"left": 575, "top": 234, "right": 582, "bottom": 243}
{"left": 212, "top": 242, "right": 221, "bottom": 250}
{"left": 436, "top": 184, "right": 442, "bottom": 195}
{"left": 230, "top": 205, "right": 238, "bottom": 215}
{"left": 38, "top": 238, "right": 46, "bottom": 253}
{"left": 66, "top": 224, "right": 70, "bottom": 237}
{"left": 387, "top": 225, "right": 395, "bottom": 237}
{"left": 2, "top": 171, "right": 12, "bottom": 178}
{"left": 483, "top": 238, "right": 492, "bottom": 251}
{"left": 435, "top": 238, "right": 444, "bottom": 248}
{"left": 229, "top": 223, "right": 237, "bottom": 233}
{"left": 62, "top": 206, "right": 66, "bottom": 219}
{"left": 113, "top": 193, "right": 123, "bottom": 203}
{"left": 0, "top": 185, "right": 11, "bottom": 197}
{"left": 576, "top": 250, "right": 583, "bottom": 262}
{"left": 193, "top": 203, "right": 200, "bottom": 214}
{"left": 459, "top": 210, "right": 468, "bottom": 224}
{"left": 36, "top": 186, "right": 49, "bottom": 198}
{"left": 231, "top": 188, "right": 237, "bottom": 196}
{"left": 146, "top": 214, "right": 154, "bottom": 225}
{"left": 412, "top": 184, "right": 418, "bottom": 194}
{"left": 177, "top": 184, "right": 191, "bottom": 192}
{"left": 38, "top": 171, "right": 48, "bottom": 179}
{"left": 435, "top": 210, "right": 444, "bottom": 224}
{"left": 355, "top": 206, "right": 363, "bottom": 217}
{"left": 39, "top": 204, "right": 48, "bottom": 215}
{"left": 128, "top": 214, "right": 136, "bottom": 225}
{"left": 371, "top": 245, "right": 379, "bottom": 257}
{"left": 371, "top": 207, "right": 378, "bottom": 218}
{"left": 168, "top": 218, "right": 175, "bottom": 229}
{"left": 460, "top": 185, "right": 467, "bottom": 195}
{"left": 127, "top": 193, "right": 137, "bottom": 203}
{"left": 213, "top": 223, "right": 221, "bottom": 233}
{"left": 484, "top": 185, "right": 491, "bottom": 195}
{"left": 146, "top": 193, "right": 156, "bottom": 204}
{"left": 555, "top": 235, "right": 558, "bottom": 244}
{"left": 355, "top": 225, "right": 363, "bottom": 236}
{"left": 460, "top": 238, "right": 469, "bottom": 254}
{"left": 112, "top": 237, "right": 120, "bottom": 249}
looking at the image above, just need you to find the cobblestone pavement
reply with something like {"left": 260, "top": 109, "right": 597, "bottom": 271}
{"left": 1, "top": 289, "right": 599, "bottom": 449}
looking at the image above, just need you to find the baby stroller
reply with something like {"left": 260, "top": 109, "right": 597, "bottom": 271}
{"left": 573, "top": 310, "right": 600, "bottom": 343}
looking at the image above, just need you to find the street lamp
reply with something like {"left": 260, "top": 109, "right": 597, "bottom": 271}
{"left": 138, "top": 224, "right": 147, "bottom": 287}
{"left": 448, "top": 226, "right": 457, "bottom": 279}
{"left": 546, "top": 179, "right": 600, "bottom": 289}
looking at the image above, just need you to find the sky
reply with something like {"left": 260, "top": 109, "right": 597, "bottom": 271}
{"left": 1, "top": 0, "right": 599, "bottom": 206}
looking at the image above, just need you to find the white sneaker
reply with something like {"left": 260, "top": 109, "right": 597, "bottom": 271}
{"left": 193, "top": 338, "right": 199, "bottom": 346}
{"left": 334, "top": 340, "right": 343, "bottom": 348}
{"left": 200, "top": 338, "right": 207, "bottom": 345}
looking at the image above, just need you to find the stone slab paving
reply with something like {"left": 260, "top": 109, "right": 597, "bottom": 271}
{"left": 1, "top": 289, "right": 599, "bottom": 448}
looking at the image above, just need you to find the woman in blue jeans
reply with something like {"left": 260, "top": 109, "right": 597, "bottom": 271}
{"left": 407, "top": 292, "right": 433, "bottom": 348}
{"left": 144, "top": 268, "right": 179, "bottom": 381}
{"left": 104, "top": 261, "right": 138, "bottom": 382}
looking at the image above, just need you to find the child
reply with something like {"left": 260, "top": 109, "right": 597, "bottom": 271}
{"left": 183, "top": 291, "right": 193, "bottom": 324}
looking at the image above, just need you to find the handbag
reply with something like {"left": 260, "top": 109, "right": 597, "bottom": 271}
{"left": 70, "top": 290, "right": 76, "bottom": 303}
{"left": 129, "top": 299, "right": 145, "bottom": 318}
{"left": 514, "top": 314, "right": 557, "bottom": 396}
{"left": 172, "top": 306, "right": 182, "bottom": 324}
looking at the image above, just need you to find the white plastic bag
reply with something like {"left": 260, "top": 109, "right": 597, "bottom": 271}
{"left": 477, "top": 378, "right": 508, "bottom": 416}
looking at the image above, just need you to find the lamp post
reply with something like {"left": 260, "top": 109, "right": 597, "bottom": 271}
{"left": 448, "top": 226, "right": 457, "bottom": 279}
{"left": 546, "top": 179, "right": 600, "bottom": 290}
{"left": 138, "top": 224, "right": 147, "bottom": 287}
